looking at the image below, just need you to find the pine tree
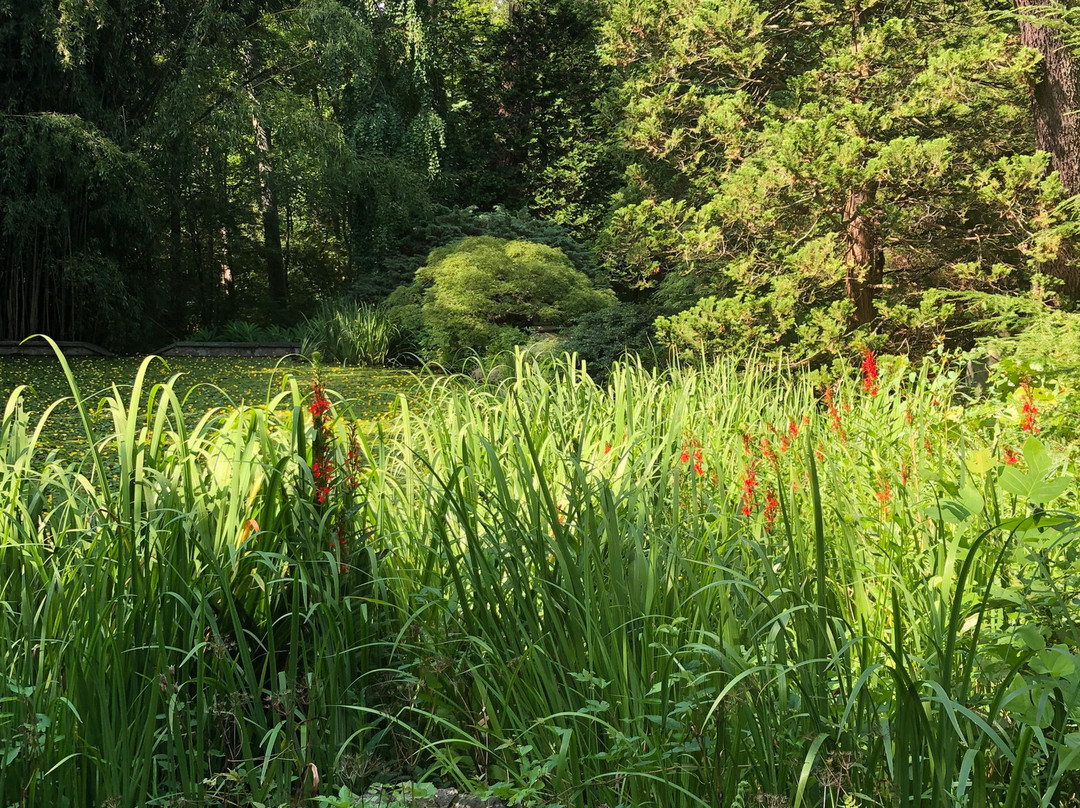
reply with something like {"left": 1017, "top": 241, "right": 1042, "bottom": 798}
{"left": 602, "top": 0, "right": 1073, "bottom": 357}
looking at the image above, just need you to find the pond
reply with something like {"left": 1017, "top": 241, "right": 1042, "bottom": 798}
{"left": 0, "top": 354, "right": 419, "bottom": 454}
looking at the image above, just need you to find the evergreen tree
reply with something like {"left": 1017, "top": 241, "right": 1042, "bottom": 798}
{"left": 437, "top": 0, "right": 619, "bottom": 238}
{"left": 1013, "top": 0, "right": 1080, "bottom": 295}
{"left": 602, "top": 0, "right": 1073, "bottom": 358}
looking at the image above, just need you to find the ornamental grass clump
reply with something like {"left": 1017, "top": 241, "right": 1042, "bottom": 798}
{"left": 0, "top": 340, "right": 388, "bottom": 807}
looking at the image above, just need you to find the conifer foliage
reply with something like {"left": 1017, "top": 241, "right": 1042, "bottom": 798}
{"left": 602, "top": 0, "right": 1075, "bottom": 358}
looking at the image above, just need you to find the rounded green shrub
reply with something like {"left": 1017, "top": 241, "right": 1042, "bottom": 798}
{"left": 415, "top": 236, "right": 614, "bottom": 363}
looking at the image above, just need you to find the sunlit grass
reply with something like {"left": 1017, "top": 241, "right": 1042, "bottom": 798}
{"left": 0, "top": 346, "right": 1077, "bottom": 808}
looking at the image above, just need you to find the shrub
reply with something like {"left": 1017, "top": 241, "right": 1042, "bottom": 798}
{"left": 365, "top": 206, "right": 603, "bottom": 301}
{"left": 414, "top": 236, "right": 614, "bottom": 363}
{"left": 562, "top": 302, "right": 661, "bottom": 381}
{"left": 654, "top": 294, "right": 851, "bottom": 364}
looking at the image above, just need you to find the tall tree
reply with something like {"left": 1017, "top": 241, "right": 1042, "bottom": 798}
{"left": 1014, "top": 0, "right": 1080, "bottom": 295}
{"left": 436, "top": 0, "right": 619, "bottom": 238}
{"left": 0, "top": 0, "right": 194, "bottom": 345}
{"left": 602, "top": 0, "right": 1072, "bottom": 356}
{"left": 244, "top": 34, "right": 289, "bottom": 309}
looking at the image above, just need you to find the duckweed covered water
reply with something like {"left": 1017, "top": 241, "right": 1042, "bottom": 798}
{"left": 0, "top": 354, "right": 419, "bottom": 455}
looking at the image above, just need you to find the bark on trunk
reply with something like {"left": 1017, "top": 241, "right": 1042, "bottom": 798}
{"left": 1016, "top": 0, "right": 1080, "bottom": 296}
{"left": 220, "top": 226, "right": 234, "bottom": 296}
{"left": 844, "top": 183, "right": 881, "bottom": 326}
{"left": 245, "top": 40, "right": 288, "bottom": 310}
{"left": 843, "top": 4, "right": 882, "bottom": 326}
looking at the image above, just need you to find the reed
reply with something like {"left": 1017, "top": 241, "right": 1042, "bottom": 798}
{"left": 0, "top": 343, "right": 1076, "bottom": 807}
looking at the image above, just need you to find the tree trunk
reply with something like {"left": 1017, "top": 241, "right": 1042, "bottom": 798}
{"left": 168, "top": 172, "right": 187, "bottom": 336}
{"left": 844, "top": 183, "right": 881, "bottom": 326}
{"left": 1016, "top": 0, "right": 1080, "bottom": 296}
{"left": 842, "top": 4, "right": 882, "bottom": 326}
{"left": 245, "top": 39, "right": 288, "bottom": 310}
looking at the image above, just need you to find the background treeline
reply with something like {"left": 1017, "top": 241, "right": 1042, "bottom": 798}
{"left": 3, "top": 0, "right": 1080, "bottom": 360}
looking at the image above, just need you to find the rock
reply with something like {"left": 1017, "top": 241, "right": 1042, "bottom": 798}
{"left": 456, "top": 795, "right": 507, "bottom": 808}
{"left": 361, "top": 785, "right": 507, "bottom": 808}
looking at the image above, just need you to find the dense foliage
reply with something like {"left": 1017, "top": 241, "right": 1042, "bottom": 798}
{"left": 6, "top": 0, "right": 1080, "bottom": 362}
{"left": 2, "top": 345, "right": 1080, "bottom": 807}
{"left": 7, "top": 2, "right": 1080, "bottom": 804}
{"left": 393, "top": 236, "right": 614, "bottom": 363}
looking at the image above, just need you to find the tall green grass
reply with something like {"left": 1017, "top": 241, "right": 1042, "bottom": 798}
{"left": 0, "top": 344, "right": 1077, "bottom": 807}
{"left": 364, "top": 353, "right": 1080, "bottom": 807}
{"left": 302, "top": 301, "right": 395, "bottom": 367}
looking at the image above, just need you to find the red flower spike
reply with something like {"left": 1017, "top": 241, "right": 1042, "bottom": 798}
{"left": 740, "top": 464, "right": 758, "bottom": 516}
{"left": 824, "top": 385, "right": 844, "bottom": 436}
{"left": 861, "top": 350, "right": 879, "bottom": 396}
{"left": 761, "top": 436, "right": 776, "bottom": 466}
{"left": 1020, "top": 383, "right": 1040, "bottom": 433}
{"left": 764, "top": 489, "right": 779, "bottom": 527}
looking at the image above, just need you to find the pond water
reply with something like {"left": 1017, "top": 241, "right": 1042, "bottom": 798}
{"left": 0, "top": 354, "right": 419, "bottom": 453}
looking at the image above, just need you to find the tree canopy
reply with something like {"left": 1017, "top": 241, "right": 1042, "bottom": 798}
{"left": 2, "top": 0, "right": 1078, "bottom": 359}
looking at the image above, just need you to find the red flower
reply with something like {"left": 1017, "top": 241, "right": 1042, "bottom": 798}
{"left": 824, "top": 385, "right": 845, "bottom": 439}
{"left": 740, "top": 464, "right": 758, "bottom": 516}
{"left": 861, "top": 350, "right": 879, "bottom": 396}
{"left": 1003, "top": 445, "right": 1021, "bottom": 466}
{"left": 761, "top": 436, "right": 777, "bottom": 466}
{"left": 604, "top": 443, "right": 612, "bottom": 455}
{"left": 680, "top": 450, "right": 690, "bottom": 464}
{"left": 1020, "top": 383, "right": 1040, "bottom": 433}
{"left": 764, "top": 488, "right": 779, "bottom": 526}
{"left": 309, "top": 387, "right": 331, "bottom": 418}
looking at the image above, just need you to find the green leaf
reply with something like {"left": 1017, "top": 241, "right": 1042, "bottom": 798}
{"left": 966, "top": 448, "right": 995, "bottom": 475}
{"left": 958, "top": 483, "right": 984, "bottom": 515}
{"left": 1015, "top": 624, "right": 1045, "bottom": 651}
{"left": 999, "top": 466, "right": 1033, "bottom": 498}
{"left": 1032, "top": 647, "right": 1077, "bottom": 678}
{"left": 1029, "top": 476, "right": 1072, "bottom": 504}
{"left": 1023, "top": 438, "right": 1052, "bottom": 479}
